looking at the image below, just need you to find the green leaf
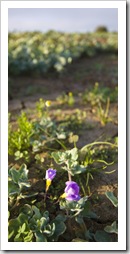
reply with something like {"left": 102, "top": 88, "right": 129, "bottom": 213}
{"left": 51, "top": 151, "right": 66, "bottom": 164}
{"left": 49, "top": 221, "right": 66, "bottom": 241}
{"left": 44, "top": 223, "right": 55, "bottom": 236}
{"left": 59, "top": 199, "right": 68, "bottom": 210}
{"left": 65, "top": 200, "right": 78, "bottom": 210}
{"left": 52, "top": 148, "right": 78, "bottom": 166}
{"left": 8, "top": 229, "right": 15, "bottom": 240}
{"left": 40, "top": 217, "right": 48, "bottom": 231}
{"left": 56, "top": 132, "right": 66, "bottom": 139}
{"left": 69, "top": 135, "right": 79, "bottom": 144}
{"left": 20, "top": 192, "right": 38, "bottom": 199}
{"left": 69, "top": 148, "right": 78, "bottom": 161}
{"left": 54, "top": 214, "right": 66, "bottom": 222}
{"left": 29, "top": 217, "right": 37, "bottom": 231}
{"left": 85, "top": 230, "right": 94, "bottom": 240}
{"left": 18, "top": 223, "right": 26, "bottom": 234}
{"left": 75, "top": 216, "right": 84, "bottom": 224}
{"left": 77, "top": 196, "right": 88, "bottom": 206}
{"left": 8, "top": 164, "right": 30, "bottom": 191}
{"left": 60, "top": 199, "right": 84, "bottom": 212}
{"left": 105, "top": 191, "right": 118, "bottom": 207}
{"left": 35, "top": 231, "right": 47, "bottom": 242}
{"left": 8, "top": 218, "right": 20, "bottom": 238}
{"left": 85, "top": 211, "right": 99, "bottom": 219}
{"left": 9, "top": 167, "right": 20, "bottom": 184}
{"left": 43, "top": 211, "right": 49, "bottom": 218}
{"left": 71, "top": 164, "right": 86, "bottom": 175}
{"left": 18, "top": 164, "right": 28, "bottom": 178}
{"left": 20, "top": 204, "right": 33, "bottom": 218}
{"left": 8, "top": 181, "right": 20, "bottom": 196}
{"left": 81, "top": 201, "right": 98, "bottom": 219}
{"left": 17, "top": 213, "right": 28, "bottom": 225}
{"left": 14, "top": 150, "right": 23, "bottom": 159}
{"left": 104, "top": 221, "right": 118, "bottom": 234}
{"left": 14, "top": 233, "right": 22, "bottom": 242}
{"left": 18, "top": 164, "right": 31, "bottom": 188}
{"left": 24, "top": 230, "right": 33, "bottom": 242}
{"left": 94, "top": 230, "right": 112, "bottom": 242}
{"left": 18, "top": 181, "right": 31, "bottom": 189}
{"left": 60, "top": 199, "right": 85, "bottom": 216}
{"left": 32, "top": 205, "right": 42, "bottom": 220}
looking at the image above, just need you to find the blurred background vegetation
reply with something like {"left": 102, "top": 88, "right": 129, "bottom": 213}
{"left": 8, "top": 28, "right": 117, "bottom": 77}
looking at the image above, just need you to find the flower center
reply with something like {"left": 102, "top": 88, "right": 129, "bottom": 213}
{"left": 67, "top": 187, "right": 76, "bottom": 195}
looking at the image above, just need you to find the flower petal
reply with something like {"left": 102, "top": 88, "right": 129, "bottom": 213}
{"left": 64, "top": 181, "right": 80, "bottom": 201}
{"left": 45, "top": 168, "right": 56, "bottom": 180}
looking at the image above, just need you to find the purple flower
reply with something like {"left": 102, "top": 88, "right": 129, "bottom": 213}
{"left": 45, "top": 168, "right": 56, "bottom": 180}
{"left": 45, "top": 168, "right": 56, "bottom": 191}
{"left": 61, "top": 181, "right": 81, "bottom": 201}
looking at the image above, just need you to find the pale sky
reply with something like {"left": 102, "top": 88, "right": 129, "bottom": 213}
{"left": 8, "top": 8, "right": 118, "bottom": 33}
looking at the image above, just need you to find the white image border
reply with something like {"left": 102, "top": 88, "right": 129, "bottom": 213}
{"left": 1, "top": 0, "right": 126, "bottom": 251}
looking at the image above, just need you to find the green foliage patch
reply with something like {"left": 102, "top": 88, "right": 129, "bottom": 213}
{"left": 8, "top": 31, "right": 118, "bottom": 76}
{"left": 8, "top": 92, "right": 118, "bottom": 242}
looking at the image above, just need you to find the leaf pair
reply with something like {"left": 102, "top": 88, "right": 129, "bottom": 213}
{"left": 52, "top": 148, "right": 86, "bottom": 176}
{"left": 8, "top": 164, "right": 30, "bottom": 197}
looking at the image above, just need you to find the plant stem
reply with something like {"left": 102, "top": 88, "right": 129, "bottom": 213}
{"left": 80, "top": 220, "right": 87, "bottom": 238}
{"left": 105, "top": 97, "right": 110, "bottom": 118}
{"left": 78, "top": 176, "right": 86, "bottom": 196}
{"left": 68, "top": 172, "right": 72, "bottom": 181}
{"left": 66, "top": 160, "right": 72, "bottom": 181}
{"left": 81, "top": 220, "right": 87, "bottom": 232}
{"left": 39, "top": 126, "right": 67, "bottom": 150}
{"left": 44, "top": 191, "right": 47, "bottom": 201}
{"left": 55, "top": 138, "right": 67, "bottom": 150}
{"left": 81, "top": 141, "right": 118, "bottom": 151}
{"left": 10, "top": 197, "right": 20, "bottom": 211}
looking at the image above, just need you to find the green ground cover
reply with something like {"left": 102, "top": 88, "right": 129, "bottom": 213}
{"left": 8, "top": 31, "right": 118, "bottom": 242}
{"left": 9, "top": 31, "right": 117, "bottom": 76}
